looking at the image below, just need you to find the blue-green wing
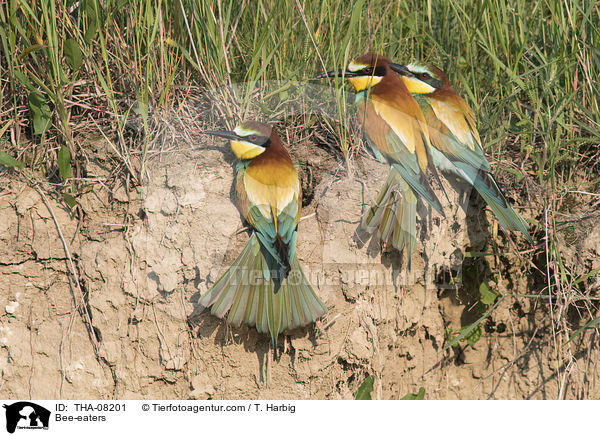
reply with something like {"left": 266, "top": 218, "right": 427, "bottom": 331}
{"left": 384, "top": 129, "right": 445, "bottom": 216}
{"left": 416, "top": 95, "right": 491, "bottom": 172}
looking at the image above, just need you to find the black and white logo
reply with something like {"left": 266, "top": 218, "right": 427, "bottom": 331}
{"left": 3, "top": 402, "right": 50, "bottom": 433}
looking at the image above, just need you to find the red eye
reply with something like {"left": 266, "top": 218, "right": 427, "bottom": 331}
{"left": 250, "top": 135, "right": 257, "bottom": 141}
{"left": 421, "top": 73, "right": 430, "bottom": 79}
{"left": 364, "top": 67, "right": 373, "bottom": 74}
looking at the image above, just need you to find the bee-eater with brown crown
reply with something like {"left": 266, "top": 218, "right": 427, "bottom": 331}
{"left": 389, "top": 62, "right": 532, "bottom": 242}
{"left": 317, "top": 54, "right": 446, "bottom": 267}
{"left": 200, "top": 121, "right": 327, "bottom": 355}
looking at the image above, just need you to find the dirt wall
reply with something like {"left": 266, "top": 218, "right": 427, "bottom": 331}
{"left": 0, "top": 136, "right": 598, "bottom": 399}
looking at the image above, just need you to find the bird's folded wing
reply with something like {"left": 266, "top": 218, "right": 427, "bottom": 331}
{"left": 427, "top": 97, "right": 491, "bottom": 172}
{"left": 371, "top": 95, "right": 430, "bottom": 172}
{"left": 368, "top": 97, "right": 445, "bottom": 216}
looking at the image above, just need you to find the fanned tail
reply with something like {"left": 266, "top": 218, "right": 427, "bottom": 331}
{"left": 266, "top": 255, "right": 327, "bottom": 353}
{"left": 361, "top": 168, "right": 417, "bottom": 268}
{"left": 198, "top": 233, "right": 327, "bottom": 354}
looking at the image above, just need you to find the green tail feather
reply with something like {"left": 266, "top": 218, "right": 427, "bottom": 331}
{"left": 454, "top": 162, "right": 532, "bottom": 243}
{"left": 391, "top": 162, "right": 445, "bottom": 217}
{"left": 476, "top": 184, "right": 533, "bottom": 243}
{"left": 198, "top": 233, "right": 327, "bottom": 351}
{"left": 361, "top": 168, "right": 417, "bottom": 267}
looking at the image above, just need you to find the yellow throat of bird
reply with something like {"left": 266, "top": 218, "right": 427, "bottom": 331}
{"left": 347, "top": 75, "right": 383, "bottom": 92}
{"left": 230, "top": 140, "right": 266, "bottom": 160}
{"left": 399, "top": 76, "right": 437, "bottom": 94}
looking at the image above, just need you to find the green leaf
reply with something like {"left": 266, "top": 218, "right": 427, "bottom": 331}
{"left": 64, "top": 38, "right": 83, "bottom": 71}
{"left": 62, "top": 192, "right": 77, "bottom": 210}
{"left": 567, "top": 316, "right": 600, "bottom": 344}
{"left": 113, "top": 0, "right": 129, "bottom": 12}
{"left": 479, "top": 281, "right": 499, "bottom": 305}
{"left": 354, "top": 375, "right": 374, "bottom": 400}
{"left": 13, "top": 70, "right": 36, "bottom": 93}
{"left": 573, "top": 267, "right": 600, "bottom": 286}
{"left": 345, "top": 0, "right": 366, "bottom": 47}
{"left": 445, "top": 328, "right": 458, "bottom": 348}
{"left": 444, "top": 296, "right": 505, "bottom": 350}
{"left": 0, "top": 150, "right": 24, "bottom": 169}
{"left": 464, "top": 324, "right": 482, "bottom": 346}
{"left": 400, "top": 387, "right": 425, "bottom": 400}
{"left": 504, "top": 168, "right": 524, "bottom": 182}
{"left": 28, "top": 91, "right": 52, "bottom": 135}
{"left": 84, "top": 0, "right": 99, "bottom": 44}
{"left": 58, "top": 145, "right": 73, "bottom": 179}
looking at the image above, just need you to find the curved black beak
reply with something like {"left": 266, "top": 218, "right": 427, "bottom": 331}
{"left": 314, "top": 68, "right": 358, "bottom": 79}
{"left": 203, "top": 130, "right": 239, "bottom": 141}
{"left": 388, "top": 63, "right": 413, "bottom": 77}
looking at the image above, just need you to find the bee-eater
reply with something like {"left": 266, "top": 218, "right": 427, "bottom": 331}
{"left": 200, "top": 121, "right": 327, "bottom": 354}
{"left": 389, "top": 62, "right": 532, "bottom": 242}
{"left": 317, "top": 54, "right": 446, "bottom": 267}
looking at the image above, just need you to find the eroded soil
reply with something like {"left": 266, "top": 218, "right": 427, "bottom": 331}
{"left": 1, "top": 132, "right": 599, "bottom": 399}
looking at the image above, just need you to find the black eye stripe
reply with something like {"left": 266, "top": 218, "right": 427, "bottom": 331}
{"left": 375, "top": 66, "right": 386, "bottom": 76}
{"left": 361, "top": 66, "right": 386, "bottom": 76}
{"left": 410, "top": 72, "right": 443, "bottom": 90}
{"left": 243, "top": 134, "right": 270, "bottom": 147}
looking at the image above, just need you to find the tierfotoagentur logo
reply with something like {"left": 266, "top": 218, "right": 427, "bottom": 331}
{"left": 2, "top": 402, "right": 50, "bottom": 433}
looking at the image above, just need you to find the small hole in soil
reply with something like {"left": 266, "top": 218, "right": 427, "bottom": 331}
{"left": 277, "top": 118, "right": 344, "bottom": 209}
{"left": 512, "top": 301, "right": 526, "bottom": 318}
{"left": 485, "top": 318, "right": 496, "bottom": 333}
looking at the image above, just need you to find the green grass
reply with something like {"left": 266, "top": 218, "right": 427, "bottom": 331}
{"left": 2, "top": 0, "right": 598, "bottom": 163}
{"left": 0, "top": 0, "right": 599, "bottom": 396}
{"left": 1, "top": 0, "right": 598, "bottom": 176}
